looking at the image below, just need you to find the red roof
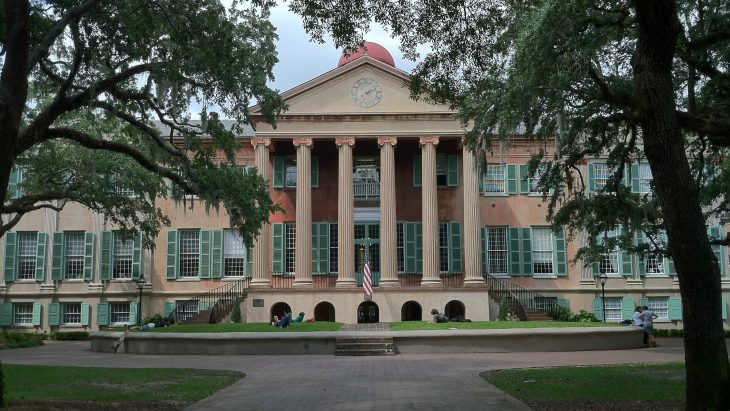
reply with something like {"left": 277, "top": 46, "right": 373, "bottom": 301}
{"left": 337, "top": 42, "right": 395, "bottom": 67}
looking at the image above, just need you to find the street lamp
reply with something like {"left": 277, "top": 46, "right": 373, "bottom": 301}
{"left": 135, "top": 274, "right": 145, "bottom": 326}
{"left": 599, "top": 272, "right": 608, "bottom": 322}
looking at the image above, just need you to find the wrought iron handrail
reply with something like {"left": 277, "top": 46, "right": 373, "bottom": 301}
{"left": 168, "top": 278, "right": 248, "bottom": 324}
{"left": 484, "top": 273, "right": 564, "bottom": 320}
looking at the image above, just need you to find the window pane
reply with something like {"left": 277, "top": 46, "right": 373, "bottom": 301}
{"left": 484, "top": 164, "right": 505, "bottom": 193}
{"left": 113, "top": 232, "right": 133, "bottom": 279}
{"left": 439, "top": 222, "right": 449, "bottom": 272}
{"left": 598, "top": 229, "right": 619, "bottom": 275}
{"left": 178, "top": 230, "right": 200, "bottom": 278}
{"left": 285, "top": 157, "right": 297, "bottom": 188}
{"left": 529, "top": 165, "right": 547, "bottom": 193}
{"left": 648, "top": 297, "right": 669, "bottom": 319}
{"left": 285, "top": 224, "right": 296, "bottom": 274}
{"left": 14, "top": 303, "right": 34, "bottom": 325}
{"left": 396, "top": 223, "right": 405, "bottom": 272}
{"left": 436, "top": 155, "right": 448, "bottom": 186}
{"left": 17, "top": 232, "right": 37, "bottom": 280}
{"left": 532, "top": 228, "right": 553, "bottom": 274}
{"left": 62, "top": 303, "right": 82, "bottom": 324}
{"left": 175, "top": 300, "right": 199, "bottom": 321}
{"left": 487, "top": 227, "right": 508, "bottom": 275}
{"left": 353, "top": 158, "right": 380, "bottom": 199}
{"left": 594, "top": 164, "right": 610, "bottom": 190}
{"left": 639, "top": 164, "right": 652, "bottom": 193}
{"left": 603, "top": 297, "right": 623, "bottom": 320}
{"left": 64, "top": 232, "right": 85, "bottom": 280}
{"left": 329, "top": 223, "right": 338, "bottom": 273}
{"left": 224, "top": 230, "right": 246, "bottom": 277}
{"left": 110, "top": 302, "right": 131, "bottom": 324}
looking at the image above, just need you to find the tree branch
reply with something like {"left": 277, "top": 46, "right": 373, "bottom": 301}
{"left": 676, "top": 111, "right": 730, "bottom": 145}
{"left": 686, "top": 27, "right": 730, "bottom": 51}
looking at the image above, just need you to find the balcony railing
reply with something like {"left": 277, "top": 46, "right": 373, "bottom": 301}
{"left": 354, "top": 180, "right": 380, "bottom": 199}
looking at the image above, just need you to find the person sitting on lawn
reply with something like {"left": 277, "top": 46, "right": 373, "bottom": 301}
{"left": 292, "top": 312, "right": 305, "bottom": 323}
{"left": 275, "top": 311, "right": 292, "bottom": 328}
{"left": 431, "top": 308, "right": 449, "bottom": 323}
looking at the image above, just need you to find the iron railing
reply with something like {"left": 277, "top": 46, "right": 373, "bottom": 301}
{"left": 353, "top": 180, "right": 380, "bottom": 199}
{"left": 484, "top": 273, "right": 564, "bottom": 320}
{"left": 168, "top": 278, "right": 248, "bottom": 324}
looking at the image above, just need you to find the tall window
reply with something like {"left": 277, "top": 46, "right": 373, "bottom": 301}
{"left": 112, "top": 232, "right": 133, "bottom": 279}
{"left": 329, "top": 223, "right": 338, "bottom": 273}
{"left": 285, "top": 157, "right": 297, "bottom": 188}
{"left": 353, "top": 158, "right": 380, "bottom": 199}
{"left": 178, "top": 230, "right": 200, "bottom": 278}
{"left": 285, "top": 224, "right": 296, "bottom": 274}
{"left": 598, "top": 229, "right": 619, "bottom": 275}
{"left": 224, "top": 230, "right": 246, "bottom": 277}
{"left": 593, "top": 164, "right": 610, "bottom": 190}
{"left": 644, "top": 233, "right": 664, "bottom": 275}
{"left": 487, "top": 227, "right": 508, "bottom": 275}
{"left": 529, "top": 164, "right": 547, "bottom": 193}
{"left": 436, "top": 155, "right": 448, "bottom": 186}
{"left": 638, "top": 164, "right": 652, "bottom": 193}
{"left": 603, "top": 297, "right": 622, "bottom": 320}
{"left": 110, "top": 302, "right": 131, "bottom": 324}
{"left": 61, "top": 302, "right": 82, "bottom": 324}
{"left": 396, "top": 223, "right": 405, "bottom": 272}
{"left": 13, "top": 303, "right": 33, "bottom": 325}
{"left": 483, "top": 164, "right": 505, "bottom": 193}
{"left": 439, "top": 223, "right": 449, "bottom": 272}
{"left": 64, "top": 232, "right": 85, "bottom": 279}
{"left": 648, "top": 297, "right": 669, "bottom": 319}
{"left": 532, "top": 228, "right": 553, "bottom": 274}
{"left": 17, "top": 232, "right": 37, "bottom": 280}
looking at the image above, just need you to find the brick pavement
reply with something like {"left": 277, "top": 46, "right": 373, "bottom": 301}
{"left": 0, "top": 337, "right": 701, "bottom": 411}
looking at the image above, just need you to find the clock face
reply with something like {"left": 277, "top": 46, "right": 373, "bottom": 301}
{"left": 351, "top": 78, "right": 382, "bottom": 108}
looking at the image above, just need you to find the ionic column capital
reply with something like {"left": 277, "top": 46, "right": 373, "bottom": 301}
{"left": 419, "top": 136, "right": 440, "bottom": 146}
{"left": 335, "top": 137, "right": 356, "bottom": 147}
{"left": 250, "top": 138, "right": 271, "bottom": 148}
{"left": 377, "top": 136, "right": 398, "bottom": 146}
{"left": 292, "top": 137, "right": 314, "bottom": 147}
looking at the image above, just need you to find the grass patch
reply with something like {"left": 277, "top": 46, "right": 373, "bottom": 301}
{"left": 5, "top": 364, "right": 243, "bottom": 403}
{"left": 145, "top": 322, "right": 343, "bottom": 333}
{"left": 482, "top": 362, "right": 685, "bottom": 401}
{"left": 388, "top": 321, "right": 620, "bottom": 331}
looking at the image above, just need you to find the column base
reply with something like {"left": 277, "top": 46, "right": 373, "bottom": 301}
{"left": 579, "top": 279, "right": 596, "bottom": 288}
{"left": 87, "top": 282, "right": 103, "bottom": 291}
{"left": 377, "top": 279, "right": 400, "bottom": 288}
{"left": 0, "top": 285, "right": 6, "bottom": 293}
{"left": 625, "top": 279, "right": 644, "bottom": 289}
{"left": 293, "top": 279, "right": 314, "bottom": 288}
{"left": 249, "top": 279, "right": 272, "bottom": 289}
{"left": 40, "top": 283, "right": 56, "bottom": 292}
{"left": 420, "top": 278, "right": 442, "bottom": 287}
{"left": 335, "top": 278, "right": 358, "bottom": 288}
{"left": 463, "top": 278, "right": 487, "bottom": 287}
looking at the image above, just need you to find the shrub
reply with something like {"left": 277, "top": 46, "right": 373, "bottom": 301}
{"left": 548, "top": 306, "right": 573, "bottom": 322}
{"left": 498, "top": 301, "right": 509, "bottom": 321}
{"left": 0, "top": 360, "right": 4, "bottom": 407}
{"left": 569, "top": 310, "right": 600, "bottom": 323}
{"left": 142, "top": 314, "right": 164, "bottom": 325}
{"left": 52, "top": 332, "right": 89, "bottom": 341}
{"left": 231, "top": 298, "right": 242, "bottom": 323}
{"left": 0, "top": 333, "right": 45, "bottom": 348}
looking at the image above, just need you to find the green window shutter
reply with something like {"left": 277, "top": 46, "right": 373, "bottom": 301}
{"left": 311, "top": 223, "right": 320, "bottom": 273}
{"left": 415, "top": 222, "right": 423, "bottom": 273}
{"left": 311, "top": 222, "right": 329, "bottom": 274}
{"left": 481, "top": 227, "right": 487, "bottom": 275}
{"left": 722, "top": 296, "right": 728, "bottom": 320}
{"left": 96, "top": 302, "right": 109, "bottom": 325}
{"left": 132, "top": 232, "right": 142, "bottom": 280}
{"left": 553, "top": 229, "right": 567, "bottom": 276}
{"left": 35, "top": 232, "right": 46, "bottom": 281}
{"left": 640, "top": 297, "right": 649, "bottom": 307}
{"left": 519, "top": 164, "right": 529, "bottom": 194}
{"left": 211, "top": 230, "right": 223, "bottom": 278}
{"left": 521, "top": 228, "right": 533, "bottom": 275}
{"left": 447, "top": 154, "right": 459, "bottom": 187}
{"left": 592, "top": 260, "right": 600, "bottom": 277}
{"left": 622, "top": 166, "right": 630, "bottom": 187}
{"left": 709, "top": 226, "right": 726, "bottom": 276}
{"left": 413, "top": 155, "right": 422, "bottom": 187}
{"left": 129, "top": 302, "right": 138, "bottom": 325}
{"left": 311, "top": 156, "right": 319, "bottom": 188}
{"left": 49, "top": 302, "right": 60, "bottom": 326}
{"left": 0, "top": 304, "right": 12, "bottom": 326}
{"left": 100, "top": 231, "right": 112, "bottom": 281}
{"left": 405, "top": 222, "right": 417, "bottom": 273}
{"left": 273, "top": 156, "right": 285, "bottom": 188}
{"left": 666, "top": 257, "right": 677, "bottom": 276}
{"left": 51, "top": 232, "right": 64, "bottom": 281}
{"left": 631, "top": 164, "right": 640, "bottom": 193}
{"left": 593, "top": 298, "right": 603, "bottom": 321}
{"left": 32, "top": 303, "right": 42, "bottom": 326}
{"left": 619, "top": 228, "right": 632, "bottom": 276}
{"left": 556, "top": 298, "right": 570, "bottom": 309}
{"left": 4, "top": 232, "right": 17, "bottom": 281}
{"left": 8, "top": 167, "right": 21, "bottom": 199}
{"left": 668, "top": 297, "right": 682, "bottom": 321}
{"left": 449, "top": 222, "right": 462, "bottom": 273}
{"left": 83, "top": 232, "right": 95, "bottom": 281}
{"left": 272, "top": 223, "right": 284, "bottom": 274}
{"left": 166, "top": 230, "right": 178, "bottom": 279}
{"left": 506, "top": 164, "right": 517, "bottom": 194}
{"left": 164, "top": 301, "right": 176, "bottom": 317}
{"left": 199, "top": 230, "right": 211, "bottom": 278}
{"left": 479, "top": 167, "right": 486, "bottom": 195}
{"left": 588, "top": 163, "right": 595, "bottom": 192}
{"left": 621, "top": 298, "right": 635, "bottom": 321}
{"left": 245, "top": 244, "right": 254, "bottom": 277}
{"left": 81, "top": 303, "right": 90, "bottom": 326}
{"left": 508, "top": 227, "right": 521, "bottom": 275}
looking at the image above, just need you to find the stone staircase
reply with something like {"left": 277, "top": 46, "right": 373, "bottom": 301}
{"left": 522, "top": 307, "right": 553, "bottom": 321}
{"left": 335, "top": 337, "right": 396, "bottom": 356}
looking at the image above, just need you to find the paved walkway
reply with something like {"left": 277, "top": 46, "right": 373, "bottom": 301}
{"left": 0, "top": 338, "right": 693, "bottom": 411}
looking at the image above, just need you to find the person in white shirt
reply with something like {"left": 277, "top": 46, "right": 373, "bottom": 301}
{"left": 633, "top": 306, "right": 644, "bottom": 327}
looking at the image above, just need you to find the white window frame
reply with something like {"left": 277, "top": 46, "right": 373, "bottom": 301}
{"left": 13, "top": 303, "right": 34, "bottom": 326}
{"left": 175, "top": 300, "right": 199, "bottom": 321}
{"left": 112, "top": 232, "right": 133, "bottom": 279}
{"left": 532, "top": 227, "right": 554, "bottom": 275}
{"left": 353, "top": 157, "right": 380, "bottom": 200}
{"left": 643, "top": 232, "right": 665, "bottom": 275}
{"left": 529, "top": 164, "right": 548, "bottom": 194}
{"left": 223, "top": 230, "right": 246, "bottom": 277}
{"left": 487, "top": 227, "right": 508, "bottom": 276}
{"left": 61, "top": 302, "right": 82, "bottom": 325}
{"left": 17, "top": 232, "right": 37, "bottom": 280}
{"left": 64, "top": 232, "right": 85, "bottom": 280}
{"left": 284, "top": 157, "right": 297, "bottom": 188}
{"left": 483, "top": 164, "right": 505, "bottom": 193}
{"left": 648, "top": 297, "right": 669, "bottom": 319}
{"left": 603, "top": 297, "right": 623, "bottom": 321}
{"left": 435, "top": 155, "right": 449, "bottom": 187}
{"left": 438, "top": 222, "right": 450, "bottom": 272}
{"left": 284, "top": 223, "right": 296, "bottom": 275}
{"left": 593, "top": 164, "right": 610, "bottom": 191}
{"left": 598, "top": 228, "right": 620, "bottom": 276}
{"left": 110, "top": 302, "right": 131, "bottom": 325}
{"left": 638, "top": 163, "right": 652, "bottom": 194}
{"left": 178, "top": 230, "right": 200, "bottom": 278}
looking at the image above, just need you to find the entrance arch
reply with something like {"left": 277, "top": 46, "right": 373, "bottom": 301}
{"left": 314, "top": 301, "right": 336, "bottom": 322}
{"left": 444, "top": 300, "right": 466, "bottom": 320}
{"left": 357, "top": 301, "right": 379, "bottom": 324}
{"left": 270, "top": 302, "right": 291, "bottom": 323}
{"left": 400, "top": 300, "right": 422, "bottom": 321}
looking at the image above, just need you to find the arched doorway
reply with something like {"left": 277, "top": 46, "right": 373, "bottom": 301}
{"left": 444, "top": 300, "right": 466, "bottom": 321}
{"left": 357, "top": 301, "right": 379, "bottom": 324}
{"left": 401, "top": 300, "right": 422, "bottom": 321}
{"left": 314, "top": 301, "right": 336, "bottom": 322}
{"left": 270, "top": 302, "right": 291, "bottom": 323}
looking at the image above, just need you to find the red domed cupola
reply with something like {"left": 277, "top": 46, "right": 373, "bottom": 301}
{"left": 337, "top": 41, "right": 395, "bottom": 67}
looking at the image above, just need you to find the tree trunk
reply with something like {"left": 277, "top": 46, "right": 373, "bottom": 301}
{"left": 632, "top": 1, "right": 730, "bottom": 409}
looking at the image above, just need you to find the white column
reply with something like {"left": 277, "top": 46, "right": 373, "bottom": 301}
{"left": 336, "top": 137, "right": 356, "bottom": 287}
{"left": 420, "top": 136, "right": 442, "bottom": 287}
{"left": 462, "top": 145, "right": 486, "bottom": 286}
{"left": 293, "top": 137, "right": 314, "bottom": 287}
{"left": 378, "top": 137, "right": 399, "bottom": 287}
{"left": 249, "top": 138, "right": 272, "bottom": 288}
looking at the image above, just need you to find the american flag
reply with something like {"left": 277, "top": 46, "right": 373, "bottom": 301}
{"left": 363, "top": 245, "right": 373, "bottom": 300}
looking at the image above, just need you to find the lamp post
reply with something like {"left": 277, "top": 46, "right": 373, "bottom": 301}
{"left": 135, "top": 274, "right": 145, "bottom": 326}
{"left": 599, "top": 272, "right": 607, "bottom": 322}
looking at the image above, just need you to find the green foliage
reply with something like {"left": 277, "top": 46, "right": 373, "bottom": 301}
{"left": 142, "top": 314, "right": 165, "bottom": 326}
{"left": 569, "top": 310, "right": 601, "bottom": 323}
{"left": 0, "top": 333, "right": 45, "bottom": 349}
{"left": 498, "top": 301, "right": 509, "bottom": 321}
{"left": 547, "top": 306, "right": 572, "bottom": 322}
{"left": 51, "top": 332, "right": 89, "bottom": 341}
{"left": 0, "top": 361, "right": 3, "bottom": 408}
{"left": 230, "top": 298, "right": 242, "bottom": 323}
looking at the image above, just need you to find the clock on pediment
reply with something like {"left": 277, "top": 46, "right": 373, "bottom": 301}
{"left": 351, "top": 77, "right": 382, "bottom": 108}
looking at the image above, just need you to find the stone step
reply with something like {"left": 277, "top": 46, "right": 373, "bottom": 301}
{"left": 335, "top": 337, "right": 396, "bottom": 356}
{"left": 335, "top": 348, "right": 396, "bottom": 356}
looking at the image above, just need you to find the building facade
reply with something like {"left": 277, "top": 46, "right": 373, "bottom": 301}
{"left": 1, "top": 43, "right": 728, "bottom": 331}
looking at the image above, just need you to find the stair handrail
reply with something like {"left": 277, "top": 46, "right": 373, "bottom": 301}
{"left": 484, "top": 273, "right": 564, "bottom": 321}
{"left": 168, "top": 278, "right": 249, "bottom": 324}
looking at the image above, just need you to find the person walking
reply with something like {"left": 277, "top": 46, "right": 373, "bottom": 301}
{"left": 639, "top": 305, "right": 658, "bottom": 347}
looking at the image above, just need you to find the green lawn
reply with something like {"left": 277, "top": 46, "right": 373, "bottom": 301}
{"left": 4, "top": 364, "right": 243, "bottom": 403}
{"left": 145, "top": 321, "right": 343, "bottom": 333}
{"left": 482, "top": 362, "right": 685, "bottom": 401}
{"left": 388, "top": 321, "right": 620, "bottom": 331}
